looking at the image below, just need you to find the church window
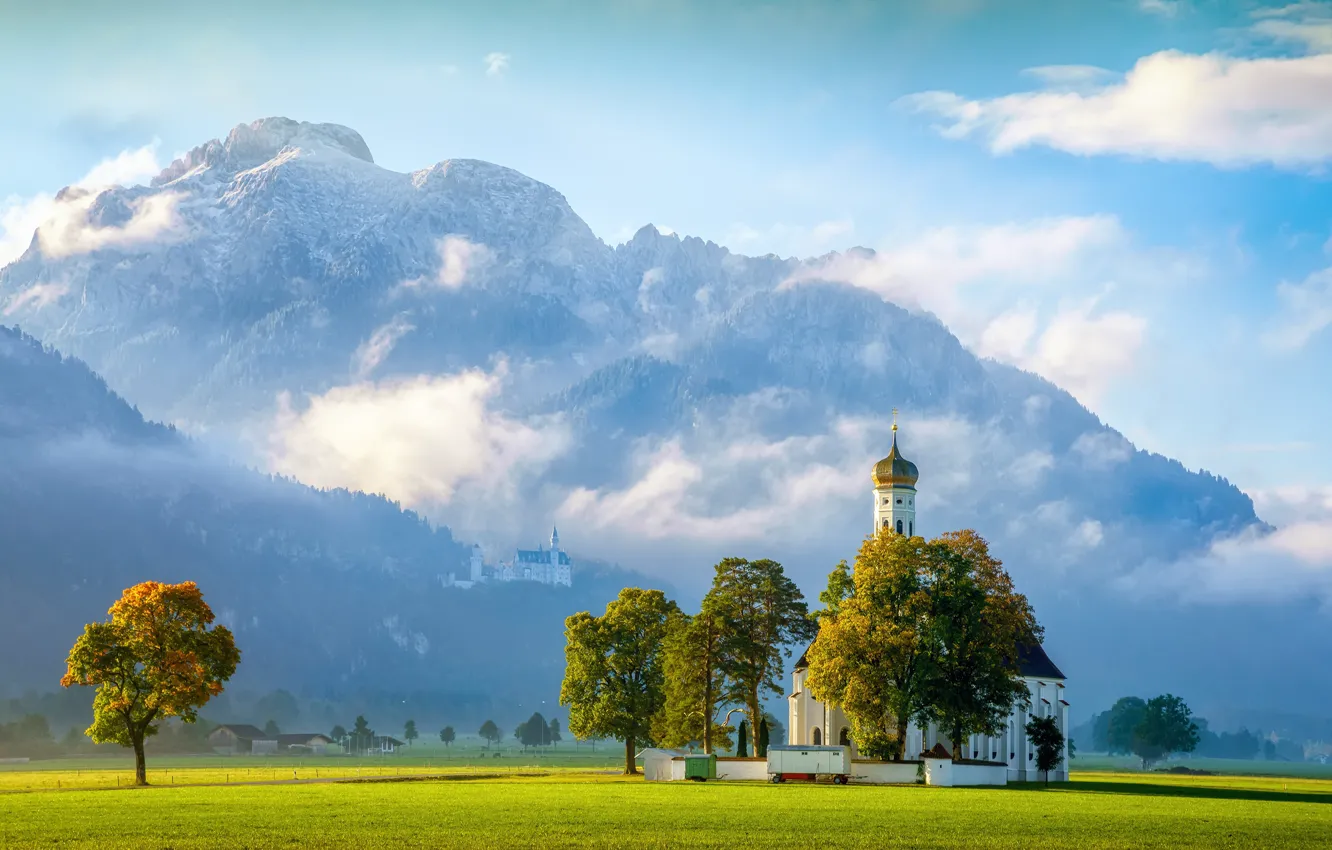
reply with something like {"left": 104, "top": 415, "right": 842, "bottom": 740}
{"left": 909, "top": 522, "right": 913, "bottom": 536}
{"left": 812, "top": 727, "right": 822, "bottom": 746}
{"left": 882, "top": 519, "right": 889, "bottom": 528}
{"left": 896, "top": 498, "right": 902, "bottom": 504}
{"left": 896, "top": 520, "right": 903, "bottom": 534}
{"left": 839, "top": 728, "right": 850, "bottom": 746}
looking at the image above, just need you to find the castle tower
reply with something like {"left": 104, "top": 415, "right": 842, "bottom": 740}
{"left": 469, "top": 544, "right": 484, "bottom": 583}
{"left": 872, "top": 410, "right": 919, "bottom": 537}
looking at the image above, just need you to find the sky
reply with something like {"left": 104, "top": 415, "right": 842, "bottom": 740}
{"left": 1, "top": 0, "right": 1331, "bottom": 528}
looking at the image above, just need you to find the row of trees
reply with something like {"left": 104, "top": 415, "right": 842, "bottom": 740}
{"left": 560, "top": 557, "right": 816, "bottom": 774}
{"left": 806, "top": 530, "right": 1040, "bottom": 761}
{"left": 559, "top": 530, "right": 1047, "bottom": 775}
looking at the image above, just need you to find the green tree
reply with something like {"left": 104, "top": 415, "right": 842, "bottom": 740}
{"left": 763, "top": 713, "right": 786, "bottom": 748}
{"left": 521, "top": 712, "right": 550, "bottom": 749}
{"left": 547, "top": 718, "right": 561, "bottom": 747}
{"left": 1105, "top": 697, "right": 1148, "bottom": 755}
{"left": 253, "top": 689, "right": 300, "bottom": 730}
{"left": 478, "top": 719, "right": 500, "bottom": 749}
{"left": 61, "top": 581, "right": 240, "bottom": 785}
{"left": 439, "top": 726, "right": 455, "bottom": 746}
{"left": 1025, "top": 716, "right": 1065, "bottom": 785}
{"left": 816, "top": 559, "right": 854, "bottom": 620}
{"left": 655, "top": 602, "right": 732, "bottom": 754}
{"left": 712, "top": 558, "right": 816, "bottom": 757}
{"left": 758, "top": 717, "right": 770, "bottom": 757}
{"left": 1133, "top": 694, "right": 1199, "bottom": 769}
{"left": 805, "top": 531, "right": 932, "bottom": 761}
{"left": 330, "top": 724, "right": 347, "bottom": 743}
{"left": 404, "top": 719, "right": 418, "bottom": 746}
{"left": 736, "top": 719, "right": 749, "bottom": 757}
{"left": 263, "top": 719, "right": 281, "bottom": 738}
{"left": 560, "top": 587, "right": 677, "bottom": 775}
{"left": 351, "top": 716, "right": 372, "bottom": 754}
{"left": 921, "top": 531, "right": 1038, "bottom": 759}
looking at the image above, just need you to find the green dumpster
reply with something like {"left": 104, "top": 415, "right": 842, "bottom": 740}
{"left": 684, "top": 753, "right": 717, "bottom": 781}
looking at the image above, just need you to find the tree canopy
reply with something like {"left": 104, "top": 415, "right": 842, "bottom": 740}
{"left": 478, "top": 719, "right": 501, "bottom": 748}
{"left": 1025, "top": 715, "right": 1065, "bottom": 784}
{"left": 922, "top": 531, "right": 1039, "bottom": 758}
{"left": 656, "top": 597, "right": 731, "bottom": 753}
{"left": 560, "top": 587, "right": 677, "bottom": 774}
{"left": 404, "top": 719, "right": 418, "bottom": 745}
{"left": 807, "top": 529, "right": 1039, "bottom": 761}
{"left": 61, "top": 581, "right": 239, "bottom": 785}
{"left": 1133, "top": 694, "right": 1199, "bottom": 768}
{"left": 439, "top": 726, "right": 455, "bottom": 746}
{"left": 805, "top": 532, "right": 933, "bottom": 760}
{"left": 712, "top": 558, "right": 816, "bottom": 757}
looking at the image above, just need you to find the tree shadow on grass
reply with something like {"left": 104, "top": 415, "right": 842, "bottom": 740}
{"left": 1007, "top": 781, "right": 1332, "bottom": 805}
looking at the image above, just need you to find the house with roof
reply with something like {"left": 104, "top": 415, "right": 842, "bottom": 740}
{"left": 786, "top": 420, "right": 1071, "bottom": 782}
{"left": 208, "top": 724, "right": 278, "bottom": 755}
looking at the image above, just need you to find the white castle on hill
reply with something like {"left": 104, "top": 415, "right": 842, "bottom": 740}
{"left": 787, "top": 416, "right": 1071, "bottom": 782}
{"left": 441, "top": 526, "right": 573, "bottom": 590}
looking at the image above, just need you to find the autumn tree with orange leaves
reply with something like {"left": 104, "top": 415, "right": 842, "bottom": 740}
{"left": 62, "top": 582, "right": 239, "bottom": 785}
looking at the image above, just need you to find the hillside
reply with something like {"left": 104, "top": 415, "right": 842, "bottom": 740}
{"left": 0, "top": 325, "right": 641, "bottom": 711}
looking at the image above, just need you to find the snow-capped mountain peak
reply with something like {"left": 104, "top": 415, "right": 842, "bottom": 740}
{"left": 154, "top": 117, "right": 374, "bottom": 185}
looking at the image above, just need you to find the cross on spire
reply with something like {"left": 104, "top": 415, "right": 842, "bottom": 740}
{"left": 892, "top": 408, "right": 898, "bottom": 433}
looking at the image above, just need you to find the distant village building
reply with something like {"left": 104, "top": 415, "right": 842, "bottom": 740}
{"left": 440, "top": 525, "right": 573, "bottom": 589}
{"left": 787, "top": 416, "right": 1071, "bottom": 782}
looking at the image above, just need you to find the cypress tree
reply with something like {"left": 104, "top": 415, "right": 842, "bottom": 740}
{"left": 737, "top": 719, "right": 749, "bottom": 757}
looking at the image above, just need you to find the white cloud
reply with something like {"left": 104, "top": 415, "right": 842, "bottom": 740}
{"left": 1252, "top": 484, "right": 1332, "bottom": 526}
{"left": 903, "top": 6, "right": 1332, "bottom": 169}
{"left": 1071, "top": 430, "right": 1134, "bottom": 468}
{"left": 1138, "top": 0, "right": 1184, "bottom": 17}
{"left": 0, "top": 142, "right": 167, "bottom": 267}
{"left": 1122, "top": 519, "right": 1332, "bottom": 604}
{"left": 402, "top": 235, "right": 493, "bottom": 291}
{"left": 352, "top": 315, "right": 415, "bottom": 380}
{"left": 484, "top": 52, "right": 510, "bottom": 77}
{"left": 1021, "top": 302, "right": 1148, "bottom": 403}
{"left": 786, "top": 217, "right": 1148, "bottom": 405}
{"left": 4, "top": 281, "right": 71, "bottom": 315}
{"left": 34, "top": 190, "right": 187, "bottom": 259}
{"left": 266, "top": 367, "right": 570, "bottom": 512}
{"left": 785, "top": 215, "right": 1124, "bottom": 320}
{"left": 1264, "top": 266, "right": 1332, "bottom": 349}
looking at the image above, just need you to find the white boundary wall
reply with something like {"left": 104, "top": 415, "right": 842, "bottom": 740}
{"left": 925, "top": 758, "right": 1008, "bottom": 786}
{"left": 851, "top": 761, "right": 920, "bottom": 784}
{"left": 716, "top": 758, "right": 767, "bottom": 781}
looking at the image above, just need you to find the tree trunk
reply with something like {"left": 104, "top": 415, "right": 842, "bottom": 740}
{"left": 624, "top": 736, "right": 637, "bottom": 775}
{"left": 896, "top": 718, "right": 909, "bottom": 762}
{"left": 749, "top": 690, "right": 762, "bottom": 757}
{"left": 951, "top": 725, "right": 964, "bottom": 761}
{"left": 703, "top": 673, "right": 714, "bottom": 755}
{"left": 132, "top": 732, "right": 147, "bottom": 786}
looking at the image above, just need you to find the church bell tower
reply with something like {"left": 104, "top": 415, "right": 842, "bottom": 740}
{"left": 872, "top": 410, "right": 919, "bottom": 537}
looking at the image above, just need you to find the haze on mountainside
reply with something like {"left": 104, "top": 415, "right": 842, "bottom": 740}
{"left": 0, "top": 117, "right": 1316, "bottom": 720}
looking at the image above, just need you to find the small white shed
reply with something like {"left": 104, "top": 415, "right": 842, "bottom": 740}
{"left": 637, "top": 748, "right": 688, "bottom": 781}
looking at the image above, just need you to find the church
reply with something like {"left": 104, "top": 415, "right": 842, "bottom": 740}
{"left": 787, "top": 420, "right": 1070, "bottom": 782}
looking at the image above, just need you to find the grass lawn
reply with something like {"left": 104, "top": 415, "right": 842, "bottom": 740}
{"left": 3, "top": 770, "right": 1332, "bottom": 848}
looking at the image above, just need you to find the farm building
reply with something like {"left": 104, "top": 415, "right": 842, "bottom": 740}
{"left": 277, "top": 733, "right": 333, "bottom": 753}
{"left": 209, "top": 724, "right": 277, "bottom": 755}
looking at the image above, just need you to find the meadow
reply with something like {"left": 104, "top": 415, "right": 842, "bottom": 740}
{"left": 3, "top": 758, "right": 1332, "bottom": 849}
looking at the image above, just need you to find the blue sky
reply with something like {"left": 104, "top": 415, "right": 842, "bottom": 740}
{"left": 1, "top": 0, "right": 1330, "bottom": 524}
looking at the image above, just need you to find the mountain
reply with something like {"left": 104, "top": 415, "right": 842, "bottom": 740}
{"left": 0, "top": 325, "right": 644, "bottom": 720}
{"left": 1, "top": 117, "right": 1311, "bottom": 716}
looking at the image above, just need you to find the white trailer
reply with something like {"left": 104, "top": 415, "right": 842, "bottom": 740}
{"left": 766, "top": 745, "right": 852, "bottom": 784}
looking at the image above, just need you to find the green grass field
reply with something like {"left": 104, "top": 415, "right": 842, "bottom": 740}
{"left": 3, "top": 760, "right": 1332, "bottom": 848}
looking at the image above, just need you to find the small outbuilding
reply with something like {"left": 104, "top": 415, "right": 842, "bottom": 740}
{"left": 277, "top": 733, "right": 334, "bottom": 754}
{"left": 636, "top": 748, "right": 688, "bottom": 781}
{"left": 209, "top": 724, "right": 278, "bottom": 755}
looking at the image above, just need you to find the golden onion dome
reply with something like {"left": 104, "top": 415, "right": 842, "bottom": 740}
{"left": 872, "top": 428, "right": 918, "bottom": 488}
